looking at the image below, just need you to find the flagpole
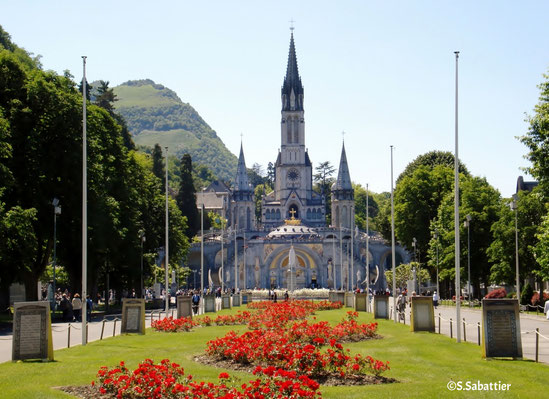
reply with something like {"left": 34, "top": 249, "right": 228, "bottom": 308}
{"left": 81, "top": 56, "right": 88, "bottom": 346}
{"left": 165, "top": 147, "right": 169, "bottom": 314}
{"left": 390, "top": 145, "right": 396, "bottom": 322}
{"left": 454, "top": 51, "right": 461, "bottom": 342}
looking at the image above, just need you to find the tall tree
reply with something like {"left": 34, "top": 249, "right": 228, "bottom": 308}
{"left": 397, "top": 150, "right": 469, "bottom": 184}
{"left": 266, "top": 162, "right": 275, "bottom": 188}
{"left": 94, "top": 80, "right": 117, "bottom": 114}
{"left": 353, "top": 184, "right": 378, "bottom": 231}
{"left": 176, "top": 153, "right": 200, "bottom": 238}
{"left": 152, "top": 143, "right": 165, "bottom": 191}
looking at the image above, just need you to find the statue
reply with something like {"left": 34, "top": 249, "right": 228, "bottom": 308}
{"left": 254, "top": 257, "right": 261, "bottom": 287}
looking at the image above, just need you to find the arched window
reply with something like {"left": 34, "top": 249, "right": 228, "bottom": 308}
{"left": 266, "top": 209, "right": 271, "bottom": 220}
{"left": 306, "top": 209, "right": 311, "bottom": 219}
{"left": 276, "top": 209, "right": 281, "bottom": 219}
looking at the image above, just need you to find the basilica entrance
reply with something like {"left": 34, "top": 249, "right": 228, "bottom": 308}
{"left": 264, "top": 244, "right": 323, "bottom": 289}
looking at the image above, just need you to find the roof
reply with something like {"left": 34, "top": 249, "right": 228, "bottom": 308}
{"left": 332, "top": 142, "right": 352, "bottom": 191}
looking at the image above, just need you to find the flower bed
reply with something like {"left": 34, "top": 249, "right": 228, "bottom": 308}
{"left": 91, "top": 359, "right": 321, "bottom": 398}
{"left": 204, "top": 309, "right": 389, "bottom": 382}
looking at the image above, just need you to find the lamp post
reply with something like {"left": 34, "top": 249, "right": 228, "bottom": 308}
{"left": 412, "top": 237, "right": 418, "bottom": 293}
{"left": 139, "top": 230, "right": 146, "bottom": 298}
{"left": 366, "top": 183, "right": 370, "bottom": 310}
{"left": 200, "top": 189, "right": 205, "bottom": 299}
{"left": 464, "top": 215, "right": 472, "bottom": 303}
{"left": 52, "top": 198, "right": 61, "bottom": 309}
{"left": 434, "top": 229, "right": 440, "bottom": 296}
{"left": 164, "top": 146, "right": 169, "bottom": 314}
{"left": 510, "top": 195, "right": 520, "bottom": 300}
{"left": 390, "top": 145, "right": 396, "bottom": 322}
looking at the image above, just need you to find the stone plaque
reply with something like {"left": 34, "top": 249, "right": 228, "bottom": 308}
{"left": 204, "top": 295, "right": 216, "bottom": 313}
{"left": 232, "top": 294, "right": 241, "bottom": 307}
{"left": 355, "top": 293, "right": 368, "bottom": 312}
{"left": 177, "top": 296, "right": 192, "bottom": 319}
{"left": 221, "top": 294, "right": 231, "bottom": 309}
{"left": 329, "top": 291, "right": 345, "bottom": 305}
{"left": 345, "top": 292, "right": 354, "bottom": 307}
{"left": 373, "top": 295, "right": 389, "bottom": 319}
{"left": 121, "top": 299, "right": 145, "bottom": 334}
{"left": 410, "top": 297, "right": 435, "bottom": 332}
{"left": 12, "top": 302, "right": 53, "bottom": 361}
{"left": 241, "top": 292, "right": 249, "bottom": 305}
{"left": 482, "top": 299, "right": 522, "bottom": 359}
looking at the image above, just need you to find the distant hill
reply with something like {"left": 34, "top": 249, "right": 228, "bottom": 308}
{"left": 112, "top": 79, "right": 237, "bottom": 182}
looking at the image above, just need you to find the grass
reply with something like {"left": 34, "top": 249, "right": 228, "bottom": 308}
{"left": 0, "top": 306, "right": 548, "bottom": 398}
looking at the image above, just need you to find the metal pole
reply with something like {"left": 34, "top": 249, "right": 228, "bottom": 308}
{"left": 200, "top": 203, "right": 204, "bottom": 297}
{"left": 81, "top": 56, "right": 88, "bottom": 346}
{"left": 454, "top": 50, "right": 461, "bottom": 342}
{"left": 53, "top": 205, "right": 57, "bottom": 309}
{"left": 221, "top": 204, "right": 224, "bottom": 294}
{"left": 165, "top": 147, "right": 169, "bottom": 314}
{"left": 514, "top": 203, "right": 520, "bottom": 300}
{"left": 435, "top": 230, "right": 440, "bottom": 296}
{"left": 234, "top": 226, "right": 238, "bottom": 291}
{"left": 467, "top": 218, "right": 471, "bottom": 303}
{"left": 366, "top": 183, "right": 370, "bottom": 310}
{"left": 339, "top": 222, "right": 343, "bottom": 290}
{"left": 390, "top": 145, "right": 396, "bottom": 322}
{"left": 351, "top": 206, "right": 354, "bottom": 290}
{"left": 243, "top": 233, "right": 246, "bottom": 290}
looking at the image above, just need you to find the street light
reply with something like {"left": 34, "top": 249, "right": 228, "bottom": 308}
{"left": 464, "top": 215, "right": 472, "bottom": 304}
{"left": 139, "top": 230, "right": 146, "bottom": 298}
{"left": 52, "top": 198, "right": 61, "bottom": 310}
{"left": 510, "top": 195, "right": 520, "bottom": 300}
{"left": 412, "top": 237, "right": 420, "bottom": 293}
{"left": 164, "top": 146, "right": 169, "bottom": 314}
{"left": 434, "top": 229, "right": 440, "bottom": 296}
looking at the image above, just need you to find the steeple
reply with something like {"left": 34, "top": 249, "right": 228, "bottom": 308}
{"left": 235, "top": 142, "right": 251, "bottom": 192}
{"left": 333, "top": 142, "right": 353, "bottom": 191}
{"left": 281, "top": 32, "right": 304, "bottom": 111}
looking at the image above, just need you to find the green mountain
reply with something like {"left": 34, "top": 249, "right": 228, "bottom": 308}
{"left": 113, "top": 79, "right": 237, "bottom": 182}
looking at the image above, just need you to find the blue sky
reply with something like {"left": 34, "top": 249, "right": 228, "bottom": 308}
{"left": 3, "top": 1, "right": 548, "bottom": 197}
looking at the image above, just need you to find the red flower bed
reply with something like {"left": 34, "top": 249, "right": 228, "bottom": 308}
{"left": 93, "top": 359, "right": 321, "bottom": 398}
{"left": 151, "top": 317, "right": 197, "bottom": 332}
{"left": 205, "top": 310, "right": 387, "bottom": 379}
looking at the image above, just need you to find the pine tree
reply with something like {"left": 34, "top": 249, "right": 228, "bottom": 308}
{"left": 152, "top": 143, "right": 165, "bottom": 191}
{"left": 176, "top": 153, "right": 200, "bottom": 237}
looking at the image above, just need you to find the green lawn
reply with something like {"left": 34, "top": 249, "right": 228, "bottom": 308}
{"left": 0, "top": 307, "right": 547, "bottom": 398}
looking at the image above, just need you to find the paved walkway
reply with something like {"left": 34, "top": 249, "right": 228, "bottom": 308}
{"left": 385, "top": 301, "right": 549, "bottom": 364}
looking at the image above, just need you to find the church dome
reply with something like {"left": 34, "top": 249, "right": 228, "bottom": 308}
{"left": 267, "top": 224, "right": 319, "bottom": 239}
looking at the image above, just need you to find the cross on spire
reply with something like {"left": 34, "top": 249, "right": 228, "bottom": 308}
{"left": 342, "top": 130, "right": 346, "bottom": 142}
{"left": 289, "top": 208, "right": 297, "bottom": 219}
{"left": 289, "top": 18, "right": 295, "bottom": 32}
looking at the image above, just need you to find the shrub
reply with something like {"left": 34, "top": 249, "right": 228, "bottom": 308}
{"left": 521, "top": 284, "right": 534, "bottom": 305}
{"left": 484, "top": 288, "right": 507, "bottom": 299}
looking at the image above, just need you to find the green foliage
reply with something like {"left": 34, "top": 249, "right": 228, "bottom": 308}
{"left": 487, "top": 188, "right": 546, "bottom": 285}
{"left": 313, "top": 161, "right": 336, "bottom": 223}
{"left": 113, "top": 79, "right": 237, "bottom": 182}
{"left": 384, "top": 262, "right": 430, "bottom": 291}
{"left": 535, "top": 209, "right": 549, "bottom": 281}
{"left": 94, "top": 80, "right": 118, "bottom": 115}
{"left": 521, "top": 283, "right": 534, "bottom": 306}
{"left": 394, "top": 164, "right": 455, "bottom": 257}
{"left": 396, "top": 150, "right": 469, "bottom": 184}
{"left": 353, "top": 184, "right": 378, "bottom": 231}
{"left": 176, "top": 153, "right": 200, "bottom": 237}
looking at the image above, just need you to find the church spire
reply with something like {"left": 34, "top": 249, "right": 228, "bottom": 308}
{"left": 334, "top": 142, "right": 352, "bottom": 191}
{"left": 235, "top": 141, "right": 251, "bottom": 192}
{"left": 281, "top": 31, "right": 304, "bottom": 111}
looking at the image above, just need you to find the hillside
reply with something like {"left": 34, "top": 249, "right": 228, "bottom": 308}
{"left": 113, "top": 79, "right": 237, "bottom": 182}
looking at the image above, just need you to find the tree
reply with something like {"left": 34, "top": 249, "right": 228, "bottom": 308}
{"left": 313, "top": 161, "right": 336, "bottom": 195}
{"left": 384, "top": 262, "right": 430, "bottom": 291}
{"left": 394, "top": 164, "right": 456, "bottom": 259}
{"left": 353, "top": 184, "right": 378, "bottom": 231}
{"left": 426, "top": 176, "right": 501, "bottom": 299}
{"left": 176, "top": 153, "right": 200, "bottom": 238}
{"left": 152, "top": 143, "right": 165, "bottom": 190}
{"left": 94, "top": 80, "right": 117, "bottom": 114}
{"left": 266, "top": 162, "right": 275, "bottom": 188}
{"left": 254, "top": 184, "right": 266, "bottom": 224}
{"left": 397, "top": 150, "right": 469, "bottom": 184}
{"left": 488, "top": 187, "right": 546, "bottom": 285}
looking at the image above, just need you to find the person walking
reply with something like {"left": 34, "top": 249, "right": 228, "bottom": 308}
{"left": 72, "top": 293, "right": 82, "bottom": 322}
{"left": 433, "top": 291, "right": 439, "bottom": 309}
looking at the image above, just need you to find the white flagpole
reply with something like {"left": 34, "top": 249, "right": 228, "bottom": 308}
{"left": 81, "top": 56, "right": 88, "bottom": 345}
{"left": 454, "top": 51, "right": 461, "bottom": 342}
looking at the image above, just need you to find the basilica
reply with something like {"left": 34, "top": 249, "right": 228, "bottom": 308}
{"left": 189, "top": 32, "right": 409, "bottom": 291}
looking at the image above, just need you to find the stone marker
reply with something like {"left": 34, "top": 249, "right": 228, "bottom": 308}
{"left": 221, "top": 294, "right": 231, "bottom": 309}
{"left": 373, "top": 295, "right": 389, "bottom": 319}
{"left": 482, "top": 299, "right": 522, "bottom": 359}
{"left": 410, "top": 296, "right": 435, "bottom": 332}
{"left": 232, "top": 293, "right": 241, "bottom": 307}
{"left": 241, "top": 291, "right": 250, "bottom": 305}
{"left": 329, "top": 291, "right": 345, "bottom": 305}
{"left": 12, "top": 301, "right": 53, "bottom": 361}
{"left": 204, "top": 295, "right": 216, "bottom": 313}
{"left": 121, "top": 298, "right": 145, "bottom": 334}
{"left": 355, "top": 292, "right": 368, "bottom": 312}
{"left": 345, "top": 292, "right": 354, "bottom": 307}
{"left": 177, "top": 296, "right": 192, "bottom": 319}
